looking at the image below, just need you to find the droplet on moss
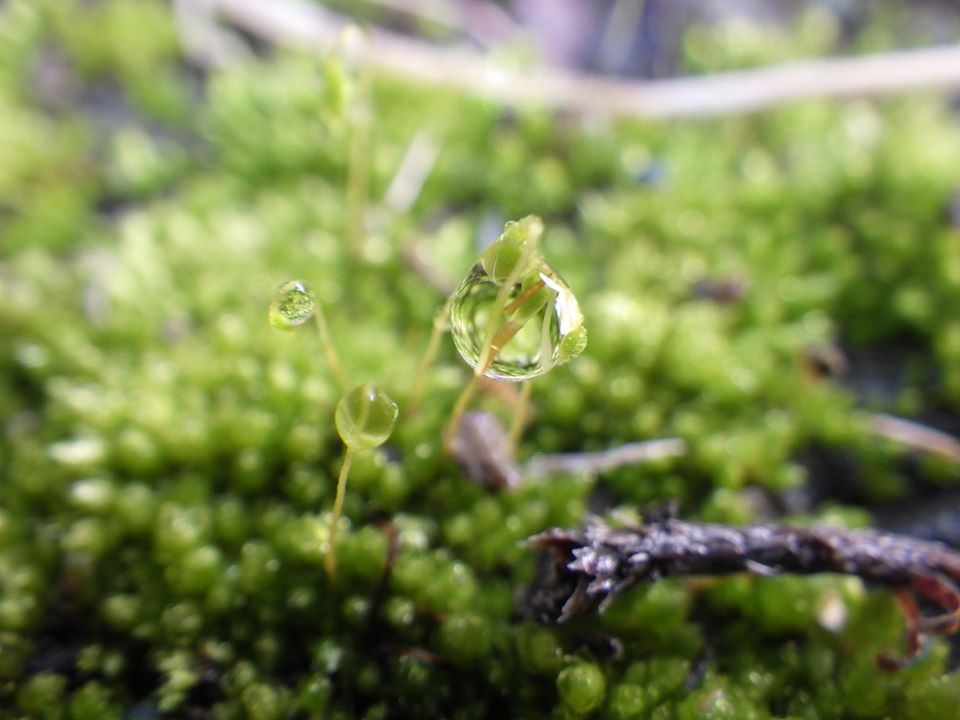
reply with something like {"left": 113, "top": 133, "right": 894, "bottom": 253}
{"left": 450, "top": 255, "right": 587, "bottom": 381}
{"left": 335, "top": 384, "right": 398, "bottom": 451}
{"left": 269, "top": 280, "right": 316, "bottom": 330}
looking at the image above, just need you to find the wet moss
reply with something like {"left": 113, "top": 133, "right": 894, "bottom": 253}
{"left": 2, "top": 1, "right": 960, "bottom": 717}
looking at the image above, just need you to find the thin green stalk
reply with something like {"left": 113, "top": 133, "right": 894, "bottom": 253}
{"left": 510, "top": 380, "right": 533, "bottom": 450}
{"left": 408, "top": 297, "right": 451, "bottom": 414}
{"left": 325, "top": 447, "right": 355, "bottom": 580}
{"left": 313, "top": 310, "right": 350, "bottom": 393}
{"left": 442, "top": 371, "right": 481, "bottom": 450}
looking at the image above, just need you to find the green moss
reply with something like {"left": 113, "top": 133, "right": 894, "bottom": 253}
{"left": 3, "top": 1, "right": 960, "bottom": 716}
{"left": 557, "top": 662, "right": 607, "bottom": 715}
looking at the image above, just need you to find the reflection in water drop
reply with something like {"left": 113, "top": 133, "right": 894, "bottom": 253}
{"left": 335, "top": 383, "right": 399, "bottom": 451}
{"left": 269, "top": 280, "right": 316, "bottom": 329}
{"left": 450, "top": 261, "right": 586, "bottom": 381}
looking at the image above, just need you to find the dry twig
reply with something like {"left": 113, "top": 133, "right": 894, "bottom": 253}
{"left": 189, "top": 0, "right": 960, "bottom": 118}
{"left": 870, "top": 413, "right": 960, "bottom": 463}
{"left": 524, "top": 438, "right": 687, "bottom": 479}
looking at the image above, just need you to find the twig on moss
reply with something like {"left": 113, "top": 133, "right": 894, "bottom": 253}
{"left": 523, "top": 438, "right": 687, "bottom": 479}
{"left": 528, "top": 514, "right": 960, "bottom": 669}
{"left": 450, "top": 410, "right": 685, "bottom": 488}
{"left": 870, "top": 413, "right": 960, "bottom": 463}
{"left": 189, "top": 0, "right": 960, "bottom": 118}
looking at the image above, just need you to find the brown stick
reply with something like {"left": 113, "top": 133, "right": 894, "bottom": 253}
{"left": 191, "top": 0, "right": 960, "bottom": 119}
{"left": 869, "top": 413, "right": 960, "bottom": 463}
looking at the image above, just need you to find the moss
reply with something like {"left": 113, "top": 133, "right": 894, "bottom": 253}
{"left": 2, "top": 1, "right": 960, "bottom": 717}
{"left": 557, "top": 662, "right": 607, "bottom": 715}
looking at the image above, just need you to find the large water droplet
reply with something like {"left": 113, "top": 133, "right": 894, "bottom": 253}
{"left": 335, "top": 383, "right": 398, "bottom": 450}
{"left": 450, "top": 261, "right": 587, "bottom": 381}
{"left": 269, "top": 280, "right": 316, "bottom": 330}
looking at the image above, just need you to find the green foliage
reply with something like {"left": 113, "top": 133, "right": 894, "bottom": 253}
{"left": 557, "top": 662, "right": 607, "bottom": 715}
{"left": 3, "top": 1, "right": 960, "bottom": 718}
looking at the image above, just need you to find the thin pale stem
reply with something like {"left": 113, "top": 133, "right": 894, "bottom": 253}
{"left": 325, "top": 447, "right": 355, "bottom": 579}
{"left": 509, "top": 380, "right": 533, "bottom": 450}
{"left": 523, "top": 438, "right": 687, "bottom": 479}
{"left": 408, "top": 297, "right": 451, "bottom": 414}
{"left": 443, "top": 309, "right": 525, "bottom": 449}
{"left": 870, "top": 413, "right": 960, "bottom": 462}
{"left": 312, "top": 310, "right": 350, "bottom": 393}
{"left": 443, "top": 371, "right": 481, "bottom": 450}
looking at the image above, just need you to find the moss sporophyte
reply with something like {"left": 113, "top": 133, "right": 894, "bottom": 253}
{"left": 329, "top": 384, "right": 398, "bottom": 578}
{"left": 269, "top": 279, "right": 349, "bottom": 392}
{"left": 270, "top": 281, "right": 397, "bottom": 578}
{"left": 440, "top": 215, "right": 587, "bottom": 448}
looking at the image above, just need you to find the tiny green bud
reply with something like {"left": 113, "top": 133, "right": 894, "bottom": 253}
{"left": 515, "top": 625, "right": 564, "bottom": 674}
{"left": 102, "top": 594, "right": 141, "bottom": 630}
{"left": 336, "top": 525, "right": 388, "bottom": 583}
{"left": 174, "top": 545, "right": 224, "bottom": 595}
{"left": 479, "top": 215, "right": 544, "bottom": 283}
{"left": 557, "top": 662, "right": 606, "bottom": 715}
{"left": 161, "top": 601, "right": 204, "bottom": 640}
{"left": 115, "top": 483, "right": 156, "bottom": 535}
{"left": 241, "top": 682, "right": 288, "bottom": 720}
{"left": 67, "top": 681, "right": 119, "bottom": 720}
{"left": 17, "top": 672, "right": 67, "bottom": 715}
{"left": 608, "top": 683, "right": 651, "bottom": 720}
{"left": 384, "top": 596, "right": 416, "bottom": 630}
{"left": 438, "top": 614, "right": 491, "bottom": 664}
{"left": 297, "top": 674, "right": 333, "bottom": 715}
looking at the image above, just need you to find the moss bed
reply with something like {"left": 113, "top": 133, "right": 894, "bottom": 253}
{"left": 3, "top": 1, "right": 960, "bottom": 718}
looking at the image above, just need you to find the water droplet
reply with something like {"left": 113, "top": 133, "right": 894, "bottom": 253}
{"left": 269, "top": 280, "right": 316, "bottom": 330}
{"left": 450, "top": 261, "right": 587, "bottom": 381}
{"left": 335, "top": 384, "right": 399, "bottom": 450}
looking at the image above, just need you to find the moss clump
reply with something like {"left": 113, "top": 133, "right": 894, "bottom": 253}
{"left": 557, "top": 662, "right": 607, "bottom": 715}
{"left": 3, "top": 1, "right": 960, "bottom": 717}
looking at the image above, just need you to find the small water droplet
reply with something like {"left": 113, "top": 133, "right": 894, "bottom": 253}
{"left": 450, "top": 261, "right": 587, "bottom": 381}
{"left": 269, "top": 280, "right": 316, "bottom": 330}
{"left": 335, "top": 383, "right": 399, "bottom": 450}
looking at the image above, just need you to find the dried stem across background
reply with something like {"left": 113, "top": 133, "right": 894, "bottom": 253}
{"left": 182, "top": 0, "right": 960, "bottom": 118}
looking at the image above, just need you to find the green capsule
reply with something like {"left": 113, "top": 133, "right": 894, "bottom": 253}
{"left": 450, "top": 217, "right": 586, "bottom": 382}
{"left": 334, "top": 384, "right": 398, "bottom": 451}
{"left": 268, "top": 280, "right": 316, "bottom": 330}
{"left": 479, "top": 215, "right": 544, "bottom": 283}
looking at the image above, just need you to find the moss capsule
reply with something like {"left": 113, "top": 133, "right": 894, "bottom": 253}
{"left": 335, "top": 384, "right": 399, "bottom": 451}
